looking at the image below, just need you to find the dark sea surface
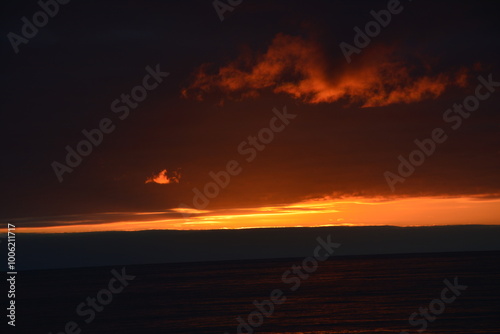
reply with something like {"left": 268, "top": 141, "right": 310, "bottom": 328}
{"left": 12, "top": 251, "right": 500, "bottom": 333}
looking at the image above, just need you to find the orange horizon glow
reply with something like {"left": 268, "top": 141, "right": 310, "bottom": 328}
{"left": 3, "top": 195, "right": 500, "bottom": 234}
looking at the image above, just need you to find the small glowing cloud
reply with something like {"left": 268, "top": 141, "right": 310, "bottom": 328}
{"left": 145, "top": 169, "right": 180, "bottom": 185}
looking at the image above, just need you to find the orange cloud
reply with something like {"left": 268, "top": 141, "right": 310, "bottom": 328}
{"left": 10, "top": 195, "right": 500, "bottom": 233}
{"left": 183, "top": 33, "right": 470, "bottom": 107}
{"left": 145, "top": 169, "right": 180, "bottom": 184}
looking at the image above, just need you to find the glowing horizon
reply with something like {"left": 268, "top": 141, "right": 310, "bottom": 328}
{"left": 5, "top": 195, "right": 500, "bottom": 234}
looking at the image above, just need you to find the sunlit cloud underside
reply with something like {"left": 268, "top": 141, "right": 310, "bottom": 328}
{"left": 7, "top": 196, "right": 500, "bottom": 233}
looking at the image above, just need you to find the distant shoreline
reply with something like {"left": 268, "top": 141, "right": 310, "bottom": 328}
{"left": 4, "top": 225, "right": 500, "bottom": 271}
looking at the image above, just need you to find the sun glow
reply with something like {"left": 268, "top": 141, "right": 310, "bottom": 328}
{"left": 7, "top": 196, "right": 500, "bottom": 233}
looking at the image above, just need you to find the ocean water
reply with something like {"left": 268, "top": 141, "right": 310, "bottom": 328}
{"left": 13, "top": 251, "right": 500, "bottom": 333}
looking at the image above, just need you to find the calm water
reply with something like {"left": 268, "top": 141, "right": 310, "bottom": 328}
{"left": 14, "top": 251, "right": 500, "bottom": 333}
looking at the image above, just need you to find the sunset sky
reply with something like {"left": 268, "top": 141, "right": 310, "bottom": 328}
{"left": 2, "top": 0, "right": 500, "bottom": 233}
